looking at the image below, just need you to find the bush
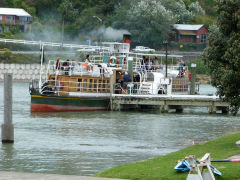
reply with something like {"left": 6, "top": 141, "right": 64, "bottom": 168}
{"left": 186, "top": 59, "right": 210, "bottom": 74}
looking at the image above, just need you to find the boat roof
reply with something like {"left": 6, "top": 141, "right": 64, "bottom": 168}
{"left": 0, "top": 8, "right": 32, "bottom": 17}
{"left": 173, "top": 24, "right": 204, "bottom": 31}
{"left": 102, "top": 42, "right": 128, "bottom": 45}
{"left": 129, "top": 52, "right": 183, "bottom": 58}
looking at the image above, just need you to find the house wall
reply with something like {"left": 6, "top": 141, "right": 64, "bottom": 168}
{"left": 0, "top": 14, "right": 32, "bottom": 33}
{"left": 172, "top": 26, "right": 209, "bottom": 44}
{"left": 2, "top": 15, "right": 6, "bottom": 22}
{"left": 196, "top": 26, "right": 208, "bottom": 44}
{"left": 177, "top": 30, "right": 197, "bottom": 43}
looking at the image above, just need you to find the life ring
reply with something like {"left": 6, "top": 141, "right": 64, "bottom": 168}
{"left": 109, "top": 56, "right": 117, "bottom": 67}
{"left": 115, "top": 58, "right": 120, "bottom": 64}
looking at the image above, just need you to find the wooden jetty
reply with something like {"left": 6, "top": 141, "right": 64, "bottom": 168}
{"left": 111, "top": 94, "right": 229, "bottom": 114}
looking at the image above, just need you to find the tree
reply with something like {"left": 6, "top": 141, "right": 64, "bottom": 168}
{"left": 112, "top": 0, "right": 205, "bottom": 47}
{"left": 202, "top": 0, "right": 240, "bottom": 115}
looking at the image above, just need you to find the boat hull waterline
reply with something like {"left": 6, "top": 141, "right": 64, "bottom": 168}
{"left": 31, "top": 95, "right": 110, "bottom": 112}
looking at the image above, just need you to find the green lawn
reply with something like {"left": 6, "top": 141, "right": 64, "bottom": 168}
{"left": 95, "top": 132, "right": 240, "bottom": 180}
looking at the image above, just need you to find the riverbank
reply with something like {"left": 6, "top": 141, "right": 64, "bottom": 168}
{"left": 95, "top": 132, "right": 240, "bottom": 180}
{"left": 197, "top": 74, "right": 211, "bottom": 84}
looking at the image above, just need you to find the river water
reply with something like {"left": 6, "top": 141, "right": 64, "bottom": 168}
{"left": 0, "top": 82, "right": 240, "bottom": 176}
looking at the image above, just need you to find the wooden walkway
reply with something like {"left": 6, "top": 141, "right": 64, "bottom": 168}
{"left": 111, "top": 94, "right": 229, "bottom": 113}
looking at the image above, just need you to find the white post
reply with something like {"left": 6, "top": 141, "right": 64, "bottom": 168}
{"left": 2, "top": 73, "right": 14, "bottom": 143}
{"left": 110, "top": 75, "right": 114, "bottom": 110}
{"left": 39, "top": 45, "right": 44, "bottom": 90}
{"left": 167, "top": 78, "right": 172, "bottom": 95}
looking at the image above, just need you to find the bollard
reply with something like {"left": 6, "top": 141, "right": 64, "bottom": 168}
{"left": 190, "top": 63, "right": 196, "bottom": 95}
{"left": 2, "top": 73, "right": 14, "bottom": 143}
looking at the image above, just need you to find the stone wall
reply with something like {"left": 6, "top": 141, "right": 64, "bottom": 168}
{"left": 0, "top": 64, "right": 47, "bottom": 81}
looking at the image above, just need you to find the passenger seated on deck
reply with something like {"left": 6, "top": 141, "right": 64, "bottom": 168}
{"left": 146, "top": 57, "right": 153, "bottom": 70}
{"left": 62, "top": 59, "right": 70, "bottom": 75}
{"left": 141, "top": 56, "right": 146, "bottom": 71}
{"left": 153, "top": 57, "right": 159, "bottom": 70}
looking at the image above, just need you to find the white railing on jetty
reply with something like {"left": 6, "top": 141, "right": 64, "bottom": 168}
{"left": 0, "top": 38, "right": 109, "bottom": 50}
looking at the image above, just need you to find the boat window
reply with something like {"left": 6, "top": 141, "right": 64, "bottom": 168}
{"left": 93, "top": 79, "right": 97, "bottom": 92}
{"left": 78, "top": 79, "right": 82, "bottom": 91}
{"left": 98, "top": 80, "right": 102, "bottom": 92}
{"left": 102, "top": 80, "right": 105, "bottom": 92}
{"left": 106, "top": 80, "right": 110, "bottom": 92}
{"left": 83, "top": 79, "right": 87, "bottom": 91}
{"left": 89, "top": 79, "right": 93, "bottom": 91}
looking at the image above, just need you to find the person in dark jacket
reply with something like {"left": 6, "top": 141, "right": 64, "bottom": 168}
{"left": 123, "top": 72, "right": 131, "bottom": 82}
{"left": 122, "top": 72, "right": 131, "bottom": 90}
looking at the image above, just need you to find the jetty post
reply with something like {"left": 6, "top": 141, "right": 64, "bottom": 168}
{"left": 110, "top": 74, "right": 114, "bottom": 110}
{"left": 2, "top": 73, "right": 14, "bottom": 143}
{"left": 190, "top": 63, "right": 196, "bottom": 95}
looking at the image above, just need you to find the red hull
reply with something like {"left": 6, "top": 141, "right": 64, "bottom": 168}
{"left": 31, "top": 104, "right": 108, "bottom": 112}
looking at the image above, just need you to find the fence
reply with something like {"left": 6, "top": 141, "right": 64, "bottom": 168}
{"left": 0, "top": 63, "right": 47, "bottom": 81}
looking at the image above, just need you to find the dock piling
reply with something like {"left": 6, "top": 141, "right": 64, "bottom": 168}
{"left": 110, "top": 75, "right": 113, "bottom": 110}
{"left": 190, "top": 63, "right": 196, "bottom": 95}
{"left": 1, "top": 73, "right": 14, "bottom": 143}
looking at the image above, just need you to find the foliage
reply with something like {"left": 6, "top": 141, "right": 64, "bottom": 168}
{"left": 188, "top": 1, "right": 205, "bottom": 15}
{"left": 0, "top": 50, "right": 12, "bottom": 62}
{"left": 186, "top": 59, "right": 210, "bottom": 74}
{"left": 95, "top": 132, "right": 240, "bottom": 180}
{"left": 112, "top": 0, "right": 206, "bottom": 47}
{"left": 0, "top": 0, "right": 216, "bottom": 48}
{"left": 1, "top": 22, "right": 6, "bottom": 33}
{"left": 194, "top": 15, "right": 216, "bottom": 27}
{"left": 202, "top": 0, "right": 240, "bottom": 115}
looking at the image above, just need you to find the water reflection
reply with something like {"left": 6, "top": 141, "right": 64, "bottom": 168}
{"left": 0, "top": 83, "right": 239, "bottom": 176}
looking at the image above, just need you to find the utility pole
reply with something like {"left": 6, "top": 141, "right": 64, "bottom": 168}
{"left": 190, "top": 63, "right": 196, "bottom": 95}
{"left": 163, "top": 40, "right": 168, "bottom": 77}
{"left": 61, "top": 16, "right": 64, "bottom": 45}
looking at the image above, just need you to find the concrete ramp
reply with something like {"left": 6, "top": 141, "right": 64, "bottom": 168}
{"left": 0, "top": 171, "right": 126, "bottom": 180}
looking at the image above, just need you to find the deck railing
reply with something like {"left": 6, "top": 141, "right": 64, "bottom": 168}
{"left": 40, "top": 79, "right": 111, "bottom": 95}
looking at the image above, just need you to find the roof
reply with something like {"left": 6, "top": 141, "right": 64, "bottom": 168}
{"left": 173, "top": 24, "right": 204, "bottom": 31}
{"left": 0, "top": 8, "right": 32, "bottom": 17}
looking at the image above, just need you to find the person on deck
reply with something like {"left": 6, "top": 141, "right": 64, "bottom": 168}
{"left": 62, "top": 59, "right": 70, "bottom": 75}
{"left": 122, "top": 72, "right": 131, "bottom": 91}
{"left": 85, "top": 54, "right": 90, "bottom": 63}
{"left": 56, "top": 58, "right": 61, "bottom": 70}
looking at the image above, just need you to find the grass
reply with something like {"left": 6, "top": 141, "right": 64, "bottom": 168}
{"left": 94, "top": 132, "right": 240, "bottom": 180}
